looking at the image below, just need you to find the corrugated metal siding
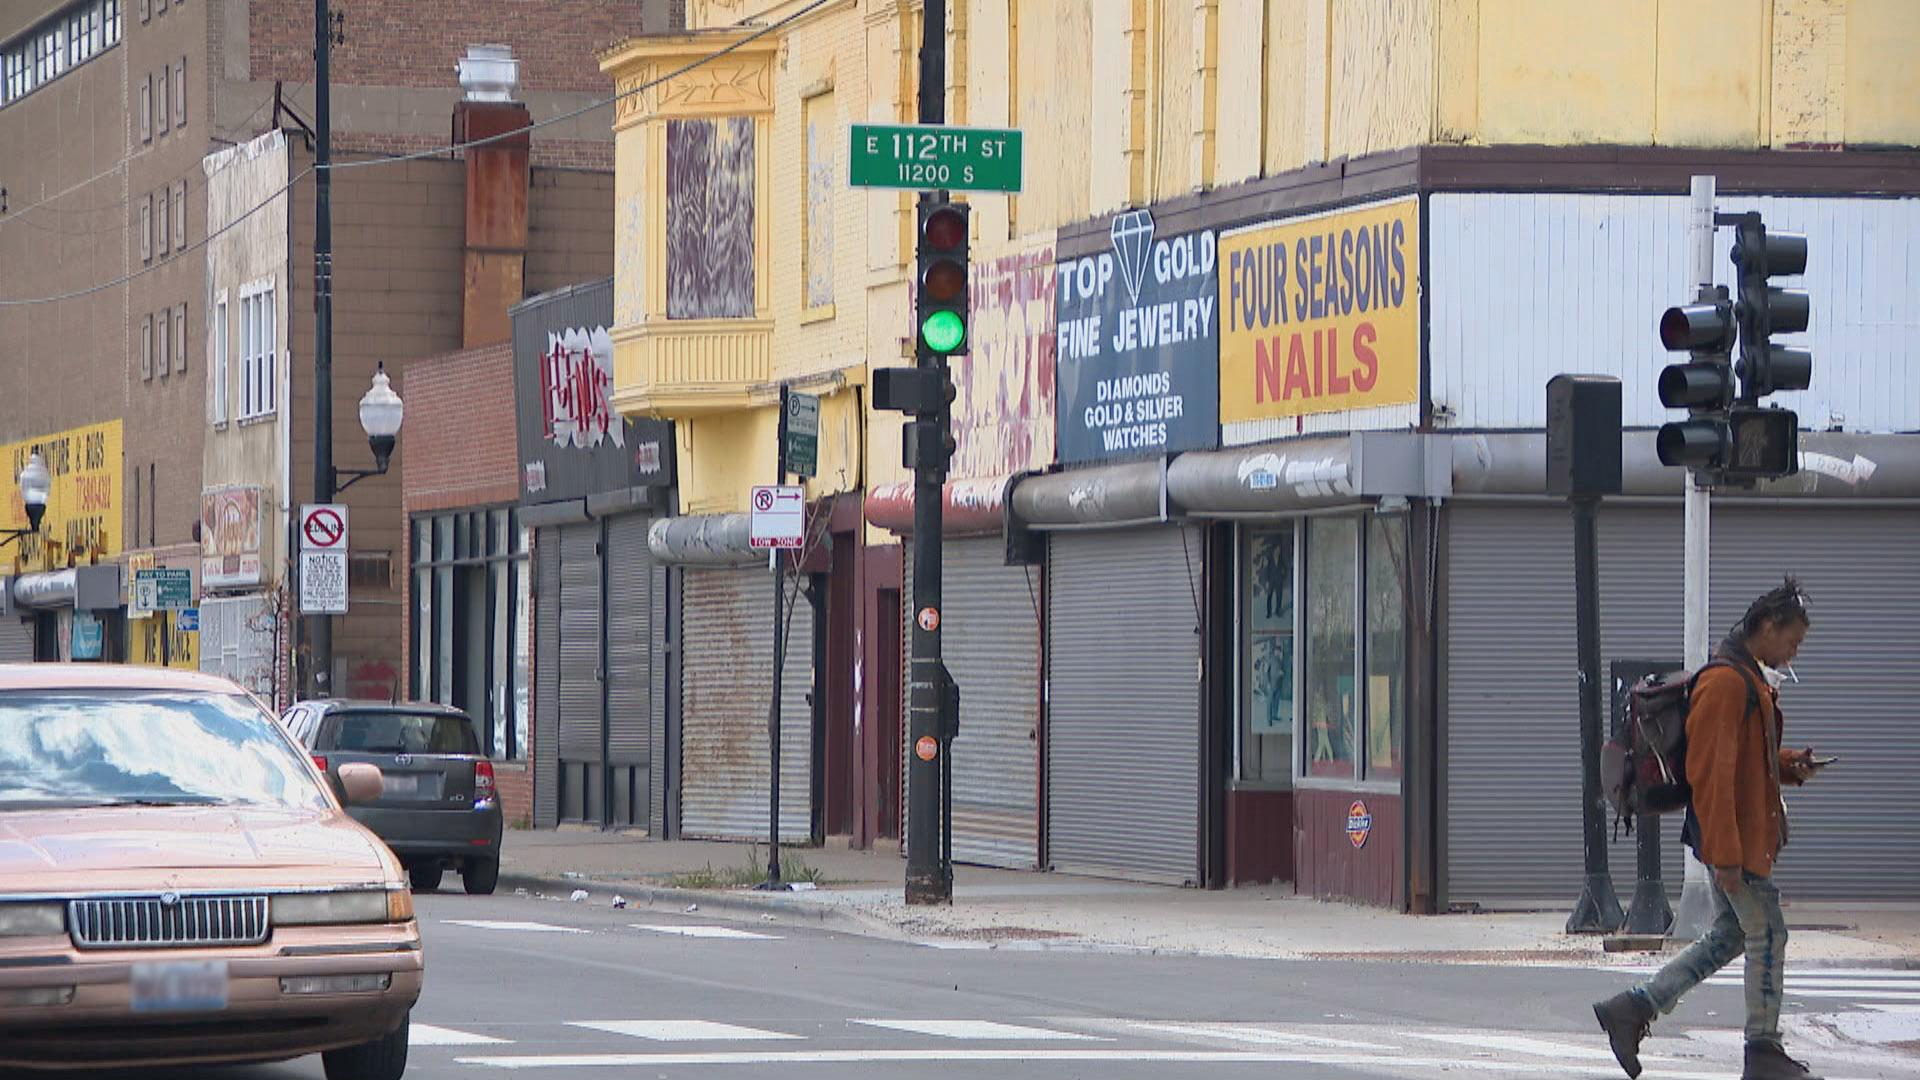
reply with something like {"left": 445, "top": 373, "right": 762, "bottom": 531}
{"left": 1429, "top": 193, "right": 1920, "bottom": 433}
{"left": 1445, "top": 504, "right": 1920, "bottom": 906}
{"left": 534, "top": 531, "right": 561, "bottom": 828}
{"left": 902, "top": 538, "right": 1043, "bottom": 869}
{"left": 680, "top": 566, "right": 814, "bottom": 842}
{"left": 604, "top": 514, "right": 654, "bottom": 769}
{"left": 650, "top": 558, "right": 670, "bottom": 837}
{"left": 557, "top": 522, "right": 603, "bottom": 763}
{"left": 1047, "top": 527, "right": 1204, "bottom": 885}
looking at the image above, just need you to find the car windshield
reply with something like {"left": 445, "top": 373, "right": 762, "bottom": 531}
{"left": 329, "top": 711, "right": 479, "bottom": 756}
{"left": 0, "top": 690, "right": 331, "bottom": 811}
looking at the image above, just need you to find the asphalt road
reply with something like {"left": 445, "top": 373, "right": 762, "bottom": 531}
{"left": 20, "top": 891, "right": 1918, "bottom": 1080}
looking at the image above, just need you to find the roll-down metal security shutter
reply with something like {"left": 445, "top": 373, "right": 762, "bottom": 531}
{"left": 533, "top": 531, "right": 561, "bottom": 828}
{"left": 680, "top": 565, "right": 814, "bottom": 841}
{"left": 1444, "top": 504, "right": 1920, "bottom": 906}
{"left": 902, "top": 538, "right": 1043, "bottom": 868}
{"left": 0, "top": 617, "right": 32, "bottom": 663}
{"left": 1047, "top": 526, "right": 1203, "bottom": 885}
{"left": 557, "top": 522, "right": 604, "bottom": 821}
{"left": 605, "top": 514, "right": 660, "bottom": 829}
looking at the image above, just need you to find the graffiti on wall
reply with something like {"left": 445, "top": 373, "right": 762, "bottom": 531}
{"left": 952, "top": 244, "right": 1057, "bottom": 478}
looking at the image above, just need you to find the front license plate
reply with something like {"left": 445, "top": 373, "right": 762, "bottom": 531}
{"left": 130, "top": 960, "right": 230, "bottom": 1014}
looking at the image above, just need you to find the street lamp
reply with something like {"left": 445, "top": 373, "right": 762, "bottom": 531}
{"left": 0, "top": 451, "right": 51, "bottom": 550}
{"left": 333, "top": 364, "right": 404, "bottom": 493}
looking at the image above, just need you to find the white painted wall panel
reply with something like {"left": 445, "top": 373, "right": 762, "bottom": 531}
{"left": 1429, "top": 193, "right": 1920, "bottom": 433}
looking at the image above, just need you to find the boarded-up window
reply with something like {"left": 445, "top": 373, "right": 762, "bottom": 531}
{"left": 665, "top": 117, "right": 755, "bottom": 320}
{"left": 140, "top": 315, "right": 153, "bottom": 380}
{"left": 803, "top": 92, "right": 835, "bottom": 312}
{"left": 172, "top": 58, "right": 184, "bottom": 129}
{"left": 139, "top": 75, "right": 151, "bottom": 141}
{"left": 171, "top": 180, "right": 185, "bottom": 249}
{"left": 174, "top": 302, "right": 187, "bottom": 373}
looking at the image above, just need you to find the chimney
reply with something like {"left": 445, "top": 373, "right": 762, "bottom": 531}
{"left": 453, "top": 45, "right": 531, "bottom": 349}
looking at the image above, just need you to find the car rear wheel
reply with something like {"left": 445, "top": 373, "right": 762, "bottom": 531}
{"left": 323, "top": 1011, "right": 409, "bottom": 1080}
{"left": 408, "top": 863, "right": 444, "bottom": 892}
{"left": 463, "top": 856, "right": 499, "bottom": 896}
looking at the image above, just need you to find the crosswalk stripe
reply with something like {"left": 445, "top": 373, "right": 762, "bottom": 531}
{"left": 853, "top": 1019, "right": 1102, "bottom": 1041}
{"left": 410, "top": 1023, "right": 510, "bottom": 1046}
{"left": 441, "top": 919, "right": 589, "bottom": 934}
{"left": 631, "top": 924, "right": 782, "bottom": 940}
{"left": 568, "top": 1020, "right": 802, "bottom": 1042}
{"left": 1396, "top": 1031, "right": 1654, "bottom": 1062}
{"left": 1114, "top": 1020, "right": 1391, "bottom": 1051}
{"left": 1702, "top": 978, "right": 1920, "bottom": 993}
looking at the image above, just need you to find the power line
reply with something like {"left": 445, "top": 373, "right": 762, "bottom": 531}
{"left": 0, "top": 167, "right": 314, "bottom": 307}
{"left": 323, "top": 0, "right": 830, "bottom": 171}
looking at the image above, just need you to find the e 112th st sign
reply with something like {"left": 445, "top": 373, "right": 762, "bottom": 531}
{"left": 850, "top": 124, "right": 1023, "bottom": 194}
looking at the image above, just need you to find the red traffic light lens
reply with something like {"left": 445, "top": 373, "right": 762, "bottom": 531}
{"left": 1659, "top": 303, "right": 1733, "bottom": 352}
{"left": 922, "top": 258, "right": 966, "bottom": 303}
{"left": 923, "top": 206, "right": 967, "bottom": 250}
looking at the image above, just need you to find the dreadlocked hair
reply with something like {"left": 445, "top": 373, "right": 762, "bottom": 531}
{"left": 1734, "top": 576, "right": 1811, "bottom": 641}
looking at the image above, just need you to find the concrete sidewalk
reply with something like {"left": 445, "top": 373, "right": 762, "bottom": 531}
{"left": 495, "top": 827, "right": 1920, "bottom": 967}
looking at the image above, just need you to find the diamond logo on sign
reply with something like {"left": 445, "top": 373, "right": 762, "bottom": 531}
{"left": 1111, "top": 209, "right": 1155, "bottom": 306}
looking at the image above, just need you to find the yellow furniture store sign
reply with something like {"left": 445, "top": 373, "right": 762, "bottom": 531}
{"left": 1, "top": 420, "right": 122, "bottom": 572}
{"left": 1219, "top": 196, "right": 1420, "bottom": 424}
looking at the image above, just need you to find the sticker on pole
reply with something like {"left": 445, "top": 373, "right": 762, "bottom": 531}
{"left": 916, "top": 607, "right": 940, "bottom": 632}
{"left": 749, "top": 485, "right": 805, "bottom": 550}
{"left": 1346, "top": 800, "right": 1372, "bottom": 849}
{"left": 915, "top": 736, "right": 939, "bottom": 762}
{"left": 300, "top": 504, "right": 348, "bottom": 551}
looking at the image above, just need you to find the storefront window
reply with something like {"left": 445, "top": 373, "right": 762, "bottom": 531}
{"left": 1365, "top": 515, "right": 1407, "bottom": 780}
{"left": 1239, "top": 528, "right": 1296, "bottom": 782}
{"left": 409, "top": 509, "right": 530, "bottom": 761}
{"left": 1304, "top": 516, "right": 1358, "bottom": 779}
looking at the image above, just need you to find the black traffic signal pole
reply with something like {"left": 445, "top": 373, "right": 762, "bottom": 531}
{"left": 1566, "top": 494, "right": 1626, "bottom": 935}
{"left": 905, "top": 0, "right": 952, "bottom": 907}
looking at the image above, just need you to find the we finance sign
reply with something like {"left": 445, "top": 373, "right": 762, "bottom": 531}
{"left": 1219, "top": 196, "right": 1420, "bottom": 431}
{"left": 1055, "top": 210, "right": 1219, "bottom": 464}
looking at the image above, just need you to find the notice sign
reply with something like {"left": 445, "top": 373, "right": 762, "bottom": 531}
{"left": 1219, "top": 196, "right": 1420, "bottom": 430}
{"left": 300, "top": 551, "right": 348, "bottom": 615}
{"left": 1054, "top": 209, "right": 1219, "bottom": 464}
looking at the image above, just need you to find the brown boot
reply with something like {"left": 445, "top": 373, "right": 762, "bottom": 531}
{"left": 1592, "top": 990, "right": 1656, "bottom": 1079}
{"left": 1743, "top": 1040, "right": 1822, "bottom": 1080}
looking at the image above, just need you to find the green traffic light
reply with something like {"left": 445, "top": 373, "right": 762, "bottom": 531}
{"left": 921, "top": 310, "right": 964, "bottom": 353}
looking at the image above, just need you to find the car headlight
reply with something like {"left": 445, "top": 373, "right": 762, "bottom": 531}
{"left": 0, "top": 903, "right": 65, "bottom": 937}
{"left": 271, "top": 889, "right": 412, "bottom": 927}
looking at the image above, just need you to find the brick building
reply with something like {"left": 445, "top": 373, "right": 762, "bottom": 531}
{"left": 1, "top": 1, "right": 672, "bottom": 687}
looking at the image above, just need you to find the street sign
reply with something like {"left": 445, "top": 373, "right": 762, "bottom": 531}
{"left": 748, "top": 485, "right": 805, "bottom": 550}
{"left": 299, "top": 504, "right": 348, "bottom": 551}
{"left": 175, "top": 607, "right": 199, "bottom": 634}
{"left": 782, "top": 390, "right": 820, "bottom": 478}
{"left": 132, "top": 568, "right": 193, "bottom": 612}
{"left": 849, "top": 123, "right": 1023, "bottom": 194}
{"left": 300, "top": 550, "right": 348, "bottom": 615}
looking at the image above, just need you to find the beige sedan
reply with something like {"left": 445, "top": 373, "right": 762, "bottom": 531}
{"left": 0, "top": 665, "right": 422, "bottom": 1078}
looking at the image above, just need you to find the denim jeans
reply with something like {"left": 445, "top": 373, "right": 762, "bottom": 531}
{"left": 1635, "top": 871, "right": 1787, "bottom": 1044}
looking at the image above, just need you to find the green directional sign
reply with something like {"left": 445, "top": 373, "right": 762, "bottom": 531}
{"left": 849, "top": 124, "right": 1023, "bottom": 194}
{"left": 782, "top": 389, "right": 820, "bottom": 479}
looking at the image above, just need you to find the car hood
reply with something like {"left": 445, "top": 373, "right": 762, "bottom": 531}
{"left": 0, "top": 806, "right": 399, "bottom": 895}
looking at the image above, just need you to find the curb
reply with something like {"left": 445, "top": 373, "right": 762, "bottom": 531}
{"left": 495, "top": 870, "right": 907, "bottom": 940}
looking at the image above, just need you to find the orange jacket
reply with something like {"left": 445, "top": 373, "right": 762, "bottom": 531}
{"left": 1686, "top": 660, "right": 1807, "bottom": 878}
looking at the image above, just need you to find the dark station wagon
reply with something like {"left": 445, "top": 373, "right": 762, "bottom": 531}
{"left": 282, "top": 701, "right": 504, "bottom": 895}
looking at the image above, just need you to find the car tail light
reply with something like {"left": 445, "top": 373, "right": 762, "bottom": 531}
{"left": 311, "top": 754, "right": 328, "bottom": 773}
{"left": 474, "top": 760, "right": 496, "bottom": 805}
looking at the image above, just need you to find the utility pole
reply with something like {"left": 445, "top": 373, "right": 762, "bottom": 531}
{"left": 905, "top": 0, "right": 952, "bottom": 906}
{"left": 1672, "top": 175, "right": 1717, "bottom": 939}
{"left": 306, "top": 0, "right": 337, "bottom": 699}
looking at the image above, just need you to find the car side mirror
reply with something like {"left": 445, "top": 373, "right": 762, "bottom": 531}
{"left": 337, "top": 762, "right": 385, "bottom": 805}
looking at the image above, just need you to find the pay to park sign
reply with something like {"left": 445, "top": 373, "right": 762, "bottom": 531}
{"left": 1218, "top": 196, "right": 1421, "bottom": 434}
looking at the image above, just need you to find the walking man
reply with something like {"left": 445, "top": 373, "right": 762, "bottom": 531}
{"left": 1593, "top": 578, "right": 1824, "bottom": 1080}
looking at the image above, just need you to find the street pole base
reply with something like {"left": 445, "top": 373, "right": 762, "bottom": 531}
{"left": 753, "top": 880, "right": 791, "bottom": 893}
{"left": 905, "top": 870, "right": 952, "bottom": 906}
{"left": 1566, "top": 872, "right": 1626, "bottom": 935}
{"left": 1624, "top": 879, "right": 1674, "bottom": 935}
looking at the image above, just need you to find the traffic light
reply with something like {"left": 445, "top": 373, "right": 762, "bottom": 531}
{"left": 1724, "top": 405, "right": 1799, "bottom": 481}
{"left": 1654, "top": 286, "right": 1736, "bottom": 475}
{"left": 916, "top": 196, "right": 970, "bottom": 357}
{"left": 1730, "top": 214, "right": 1811, "bottom": 402}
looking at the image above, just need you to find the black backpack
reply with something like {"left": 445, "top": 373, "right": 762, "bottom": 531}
{"left": 1601, "top": 661, "right": 1755, "bottom": 838}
